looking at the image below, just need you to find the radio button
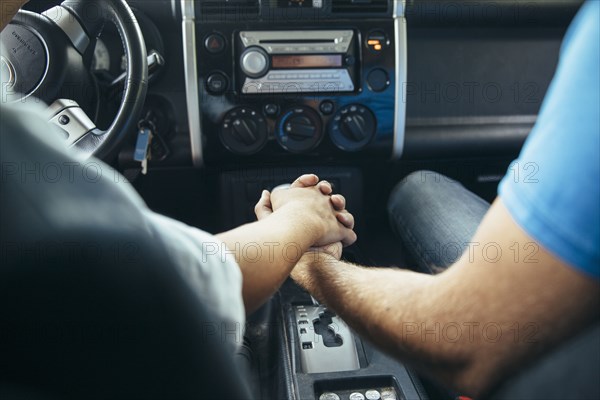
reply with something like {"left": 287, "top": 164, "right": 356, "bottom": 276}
{"left": 367, "top": 68, "right": 390, "bottom": 92}
{"left": 241, "top": 48, "right": 269, "bottom": 78}
{"left": 204, "top": 33, "right": 226, "bottom": 54}
{"left": 206, "top": 72, "right": 228, "bottom": 95}
{"left": 242, "top": 69, "right": 354, "bottom": 93}
{"left": 264, "top": 104, "right": 280, "bottom": 117}
{"left": 366, "top": 31, "right": 390, "bottom": 52}
{"left": 319, "top": 101, "right": 335, "bottom": 115}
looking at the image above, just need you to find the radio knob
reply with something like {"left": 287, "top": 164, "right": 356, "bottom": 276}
{"left": 220, "top": 107, "right": 268, "bottom": 155}
{"left": 241, "top": 47, "right": 269, "bottom": 78}
{"left": 329, "top": 105, "right": 376, "bottom": 151}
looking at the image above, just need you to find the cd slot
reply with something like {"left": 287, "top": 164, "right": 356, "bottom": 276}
{"left": 240, "top": 30, "right": 354, "bottom": 54}
{"left": 259, "top": 39, "right": 335, "bottom": 44}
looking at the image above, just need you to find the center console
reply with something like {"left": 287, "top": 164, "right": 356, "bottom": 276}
{"left": 274, "top": 279, "right": 427, "bottom": 400}
{"left": 218, "top": 167, "right": 426, "bottom": 400}
{"left": 181, "top": 0, "right": 407, "bottom": 166}
{"left": 182, "top": 2, "right": 419, "bottom": 398}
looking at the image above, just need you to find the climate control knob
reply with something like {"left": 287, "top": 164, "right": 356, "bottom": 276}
{"left": 341, "top": 114, "right": 371, "bottom": 142}
{"left": 220, "top": 107, "right": 268, "bottom": 155}
{"left": 276, "top": 107, "right": 323, "bottom": 153}
{"left": 329, "top": 104, "right": 376, "bottom": 151}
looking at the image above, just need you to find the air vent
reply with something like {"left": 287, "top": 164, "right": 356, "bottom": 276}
{"left": 331, "top": 0, "right": 388, "bottom": 14}
{"left": 199, "top": 0, "right": 260, "bottom": 17}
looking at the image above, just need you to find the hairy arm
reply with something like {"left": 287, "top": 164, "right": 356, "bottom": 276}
{"left": 292, "top": 199, "right": 599, "bottom": 397}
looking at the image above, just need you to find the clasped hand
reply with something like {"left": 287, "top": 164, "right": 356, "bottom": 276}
{"left": 254, "top": 174, "right": 357, "bottom": 259}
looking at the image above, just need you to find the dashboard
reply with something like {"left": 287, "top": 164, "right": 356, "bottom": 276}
{"left": 22, "top": 0, "right": 583, "bottom": 169}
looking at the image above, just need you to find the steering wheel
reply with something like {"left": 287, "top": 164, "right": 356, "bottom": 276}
{"left": 0, "top": 0, "right": 148, "bottom": 160}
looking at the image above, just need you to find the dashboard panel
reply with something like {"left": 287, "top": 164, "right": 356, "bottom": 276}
{"left": 182, "top": 0, "right": 405, "bottom": 167}
{"left": 22, "top": 0, "right": 584, "bottom": 168}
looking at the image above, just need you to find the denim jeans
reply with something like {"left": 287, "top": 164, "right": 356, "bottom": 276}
{"left": 388, "top": 171, "right": 490, "bottom": 274}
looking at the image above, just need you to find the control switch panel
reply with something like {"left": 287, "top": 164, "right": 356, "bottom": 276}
{"left": 295, "top": 305, "right": 360, "bottom": 374}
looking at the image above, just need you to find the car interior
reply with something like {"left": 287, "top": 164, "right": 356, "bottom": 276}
{"left": 1, "top": 0, "right": 598, "bottom": 399}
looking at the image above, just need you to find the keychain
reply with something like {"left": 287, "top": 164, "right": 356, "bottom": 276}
{"left": 134, "top": 119, "right": 156, "bottom": 175}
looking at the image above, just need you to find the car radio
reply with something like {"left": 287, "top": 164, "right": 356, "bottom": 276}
{"left": 181, "top": 0, "right": 407, "bottom": 166}
{"left": 236, "top": 30, "right": 357, "bottom": 94}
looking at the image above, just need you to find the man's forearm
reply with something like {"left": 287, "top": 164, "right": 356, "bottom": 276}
{"left": 293, "top": 200, "right": 600, "bottom": 397}
{"left": 294, "top": 255, "right": 527, "bottom": 397}
{"left": 293, "top": 255, "right": 461, "bottom": 385}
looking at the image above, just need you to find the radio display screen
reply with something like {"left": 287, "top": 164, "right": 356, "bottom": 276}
{"left": 272, "top": 55, "right": 342, "bottom": 69}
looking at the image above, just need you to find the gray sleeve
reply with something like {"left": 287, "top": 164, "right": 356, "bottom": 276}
{"left": 144, "top": 211, "right": 246, "bottom": 349}
{"left": 2, "top": 101, "right": 247, "bottom": 350}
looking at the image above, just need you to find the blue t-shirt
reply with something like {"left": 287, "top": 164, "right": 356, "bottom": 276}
{"left": 499, "top": 1, "right": 600, "bottom": 280}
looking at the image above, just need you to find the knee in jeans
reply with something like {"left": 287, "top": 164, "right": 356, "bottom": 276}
{"left": 405, "top": 170, "right": 453, "bottom": 187}
{"left": 388, "top": 171, "right": 448, "bottom": 213}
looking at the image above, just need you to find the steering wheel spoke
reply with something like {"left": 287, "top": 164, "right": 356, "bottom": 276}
{"left": 47, "top": 99, "right": 97, "bottom": 148}
{"left": 42, "top": 5, "right": 91, "bottom": 55}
